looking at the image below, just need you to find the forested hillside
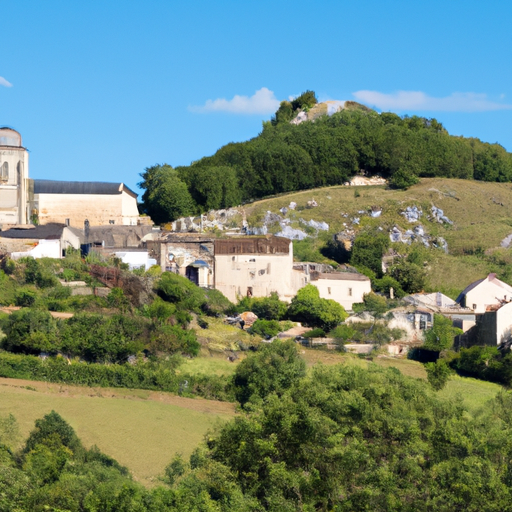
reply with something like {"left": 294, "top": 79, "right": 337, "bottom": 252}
{"left": 139, "top": 91, "right": 512, "bottom": 223}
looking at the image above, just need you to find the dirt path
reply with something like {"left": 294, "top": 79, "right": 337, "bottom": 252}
{"left": 0, "top": 377, "right": 235, "bottom": 415}
{"left": 0, "top": 307, "right": 74, "bottom": 319}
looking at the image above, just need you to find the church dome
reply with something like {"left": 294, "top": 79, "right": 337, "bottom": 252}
{"left": 0, "top": 127, "right": 22, "bottom": 147}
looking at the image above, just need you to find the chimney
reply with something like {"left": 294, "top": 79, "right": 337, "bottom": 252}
{"left": 489, "top": 273, "right": 497, "bottom": 281}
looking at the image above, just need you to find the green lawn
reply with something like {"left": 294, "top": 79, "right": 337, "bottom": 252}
{"left": 438, "top": 374, "right": 502, "bottom": 415}
{"left": 0, "top": 378, "right": 235, "bottom": 487}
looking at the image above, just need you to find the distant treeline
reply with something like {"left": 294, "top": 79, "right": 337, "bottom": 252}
{"left": 139, "top": 96, "right": 512, "bottom": 223}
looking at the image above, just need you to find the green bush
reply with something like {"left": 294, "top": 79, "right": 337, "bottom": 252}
{"left": 250, "top": 292, "right": 287, "bottom": 320}
{"left": 288, "top": 284, "right": 347, "bottom": 330}
{"left": 303, "top": 328, "right": 326, "bottom": 338}
{"left": 157, "top": 272, "right": 207, "bottom": 313}
{"left": 201, "top": 288, "right": 234, "bottom": 316}
{"left": 233, "top": 340, "right": 306, "bottom": 406}
{"left": 250, "top": 319, "right": 281, "bottom": 338}
{"left": 350, "top": 231, "right": 390, "bottom": 278}
{"left": 388, "top": 168, "right": 419, "bottom": 189}
{"left": 425, "top": 359, "right": 453, "bottom": 390}
{"left": 423, "top": 314, "right": 462, "bottom": 352}
{"left": 328, "top": 324, "right": 356, "bottom": 342}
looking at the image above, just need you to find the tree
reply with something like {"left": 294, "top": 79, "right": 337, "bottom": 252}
{"left": 423, "top": 314, "right": 462, "bottom": 352}
{"left": 388, "top": 167, "right": 419, "bottom": 189}
{"left": 425, "top": 359, "right": 453, "bottom": 390}
{"left": 138, "top": 164, "right": 196, "bottom": 224}
{"left": 233, "top": 340, "right": 306, "bottom": 406}
{"left": 248, "top": 292, "right": 287, "bottom": 320}
{"left": 350, "top": 231, "right": 390, "bottom": 277}
{"left": 288, "top": 284, "right": 347, "bottom": 330}
{"left": 186, "top": 165, "right": 242, "bottom": 211}
{"left": 23, "top": 411, "right": 82, "bottom": 455}
{"left": 388, "top": 259, "right": 427, "bottom": 294}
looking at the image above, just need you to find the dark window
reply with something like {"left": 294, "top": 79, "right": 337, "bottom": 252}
{"left": 0, "top": 162, "right": 8, "bottom": 181}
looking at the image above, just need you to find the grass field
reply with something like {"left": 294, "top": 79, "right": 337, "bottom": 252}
{"left": 0, "top": 377, "right": 235, "bottom": 487}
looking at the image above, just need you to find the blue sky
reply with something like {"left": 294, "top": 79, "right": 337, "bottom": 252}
{"left": 2, "top": 1, "right": 511, "bottom": 197}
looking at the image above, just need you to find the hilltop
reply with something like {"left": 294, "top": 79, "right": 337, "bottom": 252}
{"left": 140, "top": 90, "right": 512, "bottom": 224}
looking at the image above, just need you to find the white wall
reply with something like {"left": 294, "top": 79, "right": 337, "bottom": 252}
{"left": 496, "top": 301, "right": 512, "bottom": 345}
{"left": 36, "top": 190, "right": 139, "bottom": 227}
{"left": 312, "top": 276, "right": 371, "bottom": 310}
{"left": 215, "top": 251, "right": 296, "bottom": 303}
{"left": 465, "top": 277, "right": 512, "bottom": 314}
{"left": 11, "top": 239, "right": 61, "bottom": 260}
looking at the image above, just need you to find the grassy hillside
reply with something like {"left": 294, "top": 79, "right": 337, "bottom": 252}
{"left": 0, "top": 377, "right": 235, "bottom": 487}
{"left": 243, "top": 177, "right": 512, "bottom": 297}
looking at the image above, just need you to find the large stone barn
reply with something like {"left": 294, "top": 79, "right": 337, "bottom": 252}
{"left": 32, "top": 180, "right": 140, "bottom": 228}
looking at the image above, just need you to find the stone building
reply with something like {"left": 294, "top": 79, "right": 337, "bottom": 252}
{"left": 32, "top": 180, "right": 140, "bottom": 227}
{"left": 0, "top": 127, "right": 29, "bottom": 225}
{"left": 309, "top": 270, "right": 371, "bottom": 310}
{"left": 0, "top": 128, "right": 142, "bottom": 228}
{"left": 214, "top": 236, "right": 297, "bottom": 302}
{"left": 149, "top": 233, "right": 371, "bottom": 308}
{"left": 147, "top": 233, "right": 215, "bottom": 288}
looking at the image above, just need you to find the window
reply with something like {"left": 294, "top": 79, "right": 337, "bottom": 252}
{"left": 0, "top": 162, "right": 8, "bottom": 181}
{"left": 348, "top": 288, "right": 353, "bottom": 296}
{"left": 473, "top": 304, "right": 477, "bottom": 310}
{"left": 249, "top": 258, "right": 256, "bottom": 262}
{"left": 328, "top": 287, "right": 331, "bottom": 295}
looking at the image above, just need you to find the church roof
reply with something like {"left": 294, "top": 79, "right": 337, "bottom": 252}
{"left": 33, "top": 180, "right": 137, "bottom": 197}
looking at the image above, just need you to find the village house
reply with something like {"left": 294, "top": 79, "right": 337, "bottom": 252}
{"left": 146, "top": 233, "right": 215, "bottom": 288}
{"left": 456, "top": 273, "right": 512, "bottom": 314}
{"left": 0, "top": 223, "right": 82, "bottom": 259}
{"left": 214, "top": 236, "right": 298, "bottom": 302}
{"left": 309, "top": 270, "right": 371, "bottom": 310}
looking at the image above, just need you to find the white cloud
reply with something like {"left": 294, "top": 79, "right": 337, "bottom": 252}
{"left": 0, "top": 76, "right": 12, "bottom": 88}
{"left": 189, "top": 87, "right": 280, "bottom": 114}
{"left": 352, "top": 90, "right": 512, "bottom": 112}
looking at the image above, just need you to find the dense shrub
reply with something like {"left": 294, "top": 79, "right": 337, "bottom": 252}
{"left": 302, "top": 328, "right": 326, "bottom": 338}
{"left": 157, "top": 272, "right": 207, "bottom": 312}
{"left": 249, "top": 319, "right": 281, "bottom": 338}
{"left": 423, "top": 314, "right": 462, "bottom": 352}
{"left": 233, "top": 340, "right": 306, "bottom": 406}
{"left": 288, "top": 284, "right": 347, "bottom": 330}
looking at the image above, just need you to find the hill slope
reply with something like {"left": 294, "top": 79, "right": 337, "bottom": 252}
{"left": 241, "top": 178, "right": 512, "bottom": 297}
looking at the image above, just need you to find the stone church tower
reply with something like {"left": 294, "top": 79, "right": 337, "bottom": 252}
{"left": 0, "top": 127, "right": 29, "bottom": 225}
